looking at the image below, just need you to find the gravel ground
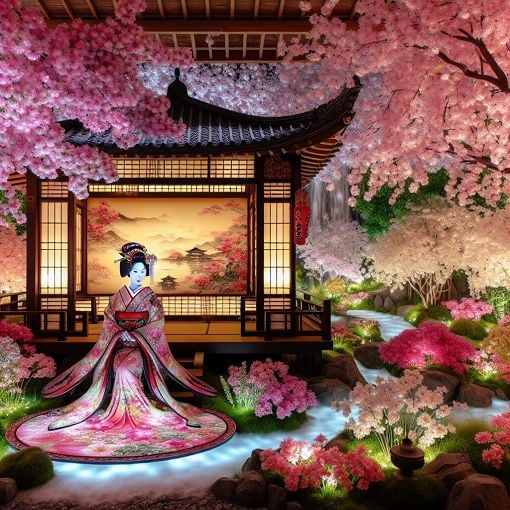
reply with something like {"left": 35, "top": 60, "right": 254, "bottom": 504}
{"left": 5, "top": 493, "right": 267, "bottom": 510}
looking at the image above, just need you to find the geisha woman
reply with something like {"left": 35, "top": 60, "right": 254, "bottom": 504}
{"left": 7, "top": 242, "right": 235, "bottom": 462}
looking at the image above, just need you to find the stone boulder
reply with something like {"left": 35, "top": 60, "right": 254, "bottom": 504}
{"left": 354, "top": 343, "right": 384, "bottom": 369}
{"left": 0, "top": 478, "right": 17, "bottom": 506}
{"left": 383, "top": 296, "right": 395, "bottom": 311}
{"left": 309, "top": 378, "right": 350, "bottom": 404}
{"left": 241, "top": 449, "right": 263, "bottom": 472}
{"left": 446, "top": 474, "right": 510, "bottom": 510}
{"left": 390, "top": 287, "right": 408, "bottom": 302}
{"left": 423, "top": 453, "right": 476, "bottom": 489}
{"left": 325, "top": 437, "right": 348, "bottom": 452}
{"left": 421, "top": 369, "right": 460, "bottom": 403}
{"left": 495, "top": 388, "right": 509, "bottom": 401}
{"left": 397, "top": 304, "right": 415, "bottom": 318}
{"left": 210, "top": 477, "right": 238, "bottom": 502}
{"left": 322, "top": 354, "right": 367, "bottom": 388}
{"left": 458, "top": 383, "right": 495, "bottom": 408}
{"left": 267, "top": 484, "right": 287, "bottom": 510}
{"left": 234, "top": 470, "right": 267, "bottom": 508}
{"left": 374, "top": 295, "right": 384, "bottom": 309}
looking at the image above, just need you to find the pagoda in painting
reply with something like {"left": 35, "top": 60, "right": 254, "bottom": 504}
{"left": 186, "top": 247, "right": 210, "bottom": 260}
{"left": 159, "top": 275, "right": 177, "bottom": 290}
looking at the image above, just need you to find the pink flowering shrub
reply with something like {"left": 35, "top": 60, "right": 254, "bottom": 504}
{"left": 260, "top": 435, "right": 384, "bottom": 492}
{"left": 475, "top": 412, "right": 510, "bottom": 469}
{"left": 499, "top": 315, "right": 510, "bottom": 327}
{"left": 0, "top": 321, "right": 56, "bottom": 409}
{"left": 220, "top": 359, "right": 317, "bottom": 419}
{"left": 335, "top": 370, "right": 462, "bottom": 457}
{"left": 442, "top": 298, "right": 493, "bottom": 321}
{"left": 343, "top": 292, "right": 370, "bottom": 303}
{"left": 331, "top": 323, "right": 356, "bottom": 341}
{"left": 379, "top": 321, "right": 480, "bottom": 375}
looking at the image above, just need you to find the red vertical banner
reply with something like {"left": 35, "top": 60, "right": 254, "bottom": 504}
{"left": 294, "top": 189, "right": 310, "bottom": 245}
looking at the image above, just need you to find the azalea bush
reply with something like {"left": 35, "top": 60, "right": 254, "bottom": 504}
{"left": 475, "top": 412, "right": 510, "bottom": 469}
{"left": 379, "top": 321, "right": 480, "bottom": 375}
{"left": 220, "top": 359, "right": 317, "bottom": 419}
{"left": 260, "top": 435, "right": 384, "bottom": 493}
{"left": 331, "top": 323, "right": 358, "bottom": 353}
{"left": 442, "top": 298, "right": 494, "bottom": 321}
{"left": 335, "top": 370, "right": 462, "bottom": 458}
{"left": 0, "top": 321, "right": 56, "bottom": 411}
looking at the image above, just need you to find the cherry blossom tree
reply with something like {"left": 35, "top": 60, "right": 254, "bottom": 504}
{"left": 367, "top": 198, "right": 510, "bottom": 307}
{"left": 0, "top": 0, "right": 192, "bottom": 224}
{"left": 141, "top": 63, "right": 337, "bottom": 116}
{"left": 297, "top": 220, "right": 368, "bottom": 283}
{"left": 280, "top": 0, "right": 510, "bottom": 208}
{"left": 0, "top": 224, "right": 26, "bottom": 292}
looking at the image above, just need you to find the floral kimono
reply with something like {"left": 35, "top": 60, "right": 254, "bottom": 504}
{"left": 42, "top": 286, "right": 217, "bottom": 431}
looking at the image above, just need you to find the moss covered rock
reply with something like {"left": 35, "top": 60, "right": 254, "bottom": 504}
{"left": 0, "top": 447, "right": 54, "bottom": 490}
{"left": 449, "top": 319, "right": 488, "bottom": 342}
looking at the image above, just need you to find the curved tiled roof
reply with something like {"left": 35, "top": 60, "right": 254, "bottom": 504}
{"left": 62, "top": 72, "right": 360, "bottom": 157}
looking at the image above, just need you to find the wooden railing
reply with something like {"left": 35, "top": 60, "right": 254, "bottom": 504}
{"left": 0, "top": 292, "right": 27, "bottom": 311}
{"left": 0, "top": 310, "right": 89, "bottom": 341}
{"left": 240, "top": 292, "right": 331, "bottom": 341}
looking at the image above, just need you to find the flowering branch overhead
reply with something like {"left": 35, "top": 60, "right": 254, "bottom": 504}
{"left": 0, "top": 0, "right": 192, "bottom": 223}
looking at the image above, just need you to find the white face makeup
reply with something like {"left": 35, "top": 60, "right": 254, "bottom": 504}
{"left": 129, "top": 262, "right": 147, "bottom": 290}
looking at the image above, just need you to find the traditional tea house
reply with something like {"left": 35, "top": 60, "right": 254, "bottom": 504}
{"left": 17, "top": 70, "right": 359, "bottom": 360}
{"left": 159, "top": 275, "right": 177, "bottom": 290}
{"left": 186, "top": 247, "right": 210, "bottom": 260}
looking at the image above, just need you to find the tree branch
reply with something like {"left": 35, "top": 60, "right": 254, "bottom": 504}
{"left": 439, "top": 29, "right": 509, "bottom": 92}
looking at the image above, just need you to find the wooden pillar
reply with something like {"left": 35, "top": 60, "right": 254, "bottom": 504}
{"left": 255, "top": 156, "right": 265, "bottom": 332}
{"left": 25, "top": 172, "right": 39, "bottom": 314}
{"left": 67, "top": 192, "right": 76, "bottom": 331}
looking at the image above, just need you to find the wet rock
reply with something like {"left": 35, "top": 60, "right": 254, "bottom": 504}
{"left": 210, "top": 477, "right": 238, "bottom": 502}
{"left": 421, "top": 369, "right": 460, "bottom": 403}
{"left": 267, "top": 484, "right": 287, "bottom": 510}
{"left": 446, "top": 474, "right": 510, "bottom": 510}
{"left": 353, "top": 343, "right": 384, "bottom": 369}
{"left": 309, "top": 378, "right": 350, "bottom": 404}
{"left": 234, "top": 471, "right": 267, "bottom": 508}
{"left": 241, "top": 449, "right": 263, "bottom": 472}
{"left": 495, "top": 388, "right": 509, "bottom": 401}
{"left": 458, "top": 383, "right": 494, "bottom": 408}
{"left": 0, "top": 478, "right": 17, "bottom": 506}
{"left": 325, "top": 437, "right": 348, "bottom": 452}
{"left": 423, "top": 453, "right": 476, "bottom": 489}
{"left": 322, "top": 354, "right": 367, "bottom": 388}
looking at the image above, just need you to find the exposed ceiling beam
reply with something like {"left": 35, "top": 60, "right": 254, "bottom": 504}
{"left": 181, "top": 0, "right": 188, "bottom": 19}
{"left": 46, "top": 18, "right": 319, "bottom": 33}
{"left": 230, "top": 0, "right": 235, "bottom": 19}
{"left": 34, "top": 0, "right": 50, "bottom": 19}
{"left": 156, "top": 0, "right": 165, "bottom": 18}
{"left": 204, "top": 0, "right": 210, "bottom": 18}
{"left": 254, "top": 0, "right": 260, "bottom": 18}
{"left": 277, "top": 0, "right": 285, "bottom": 19}
{"left": 258, "top": 33, "right": 265, "bottom": 59}
{"left": 85, "top": 0, "right": 99, "bottom": 18}
{"left": 60, "top": 0, "right": 74, "bottom": 19}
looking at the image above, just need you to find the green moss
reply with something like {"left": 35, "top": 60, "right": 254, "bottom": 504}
{"left": 323, "top": 350, "right": 341, "bottom": 363}
{"left": 365, "top": 471, "right": 448, "bottom": 510}
{"left": 466, "top": 369, "right": 510, "bottom": 397}
{"left": 343, "top": 298, "right": 376, "bottom": 311}
{"left": 449, "top": 319, "right": 488, "bottom": 341}
{"left": 0, "top": 447, "right": 54, "bottom": 489}
{"left": 404, "top": 304, "right": 452, "bottom": 326}
{"left": 346, "top": 279, "right": 384, "bottom": 293}
{"left": 203, "top": 396, "right": 307, "bottom": 433}
{"left": 481, "top": 287, "right": 510, "bottom": 321}
{"left": 302, "top": 490, "right": 369, "bottom": 510}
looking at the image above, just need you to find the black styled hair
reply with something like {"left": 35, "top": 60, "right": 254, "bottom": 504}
{"left": 119, "top": 242, "right": 150, "bottom": 277}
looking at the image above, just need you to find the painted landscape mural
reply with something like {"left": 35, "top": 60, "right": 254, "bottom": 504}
{"left": 87, "top": 197, "right": 248, "bottom": 295}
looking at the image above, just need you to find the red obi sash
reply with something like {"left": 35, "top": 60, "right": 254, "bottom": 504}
{"left": 114, "top": 311, "right": 149, "bottom": 331}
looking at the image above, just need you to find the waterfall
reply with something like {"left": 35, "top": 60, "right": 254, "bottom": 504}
{"left": 307, "top": 167, "right": 351, "bottom": 232}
